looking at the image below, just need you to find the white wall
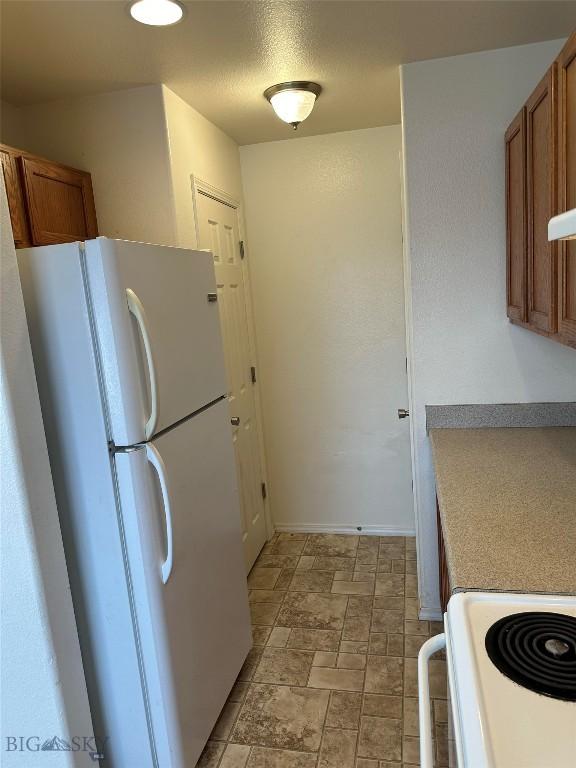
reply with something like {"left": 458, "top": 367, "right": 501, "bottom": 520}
{"left": 401, "top": 39, "right": 576, "bottom": 617}
{"left": 162, "top": 86, "right": 245, "bottom": 248}
{"left": 1, "top": 87, "right": 178, "bottom": 246}
{"left": 0, "top": 176, "right": 94, "bottom": 765}
{"left": 240, "top": 126, "right": 414, "bottom": 534}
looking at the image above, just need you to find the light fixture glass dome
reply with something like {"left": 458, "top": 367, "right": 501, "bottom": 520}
{"left": 264, "top": 82, "right": 322, "bottom": 129}
{"left": 129, "top": 0, "right": 184, "bottom": 26}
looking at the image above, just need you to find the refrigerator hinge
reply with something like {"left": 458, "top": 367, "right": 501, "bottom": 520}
{"left": 261, "top": 482, "right": 267, "bottom": 500}
{"left": 239, "top": 240, "right": 245, "bottom": 260}
{"left": 250, "top": 366, "right": 257, "bottom": 384}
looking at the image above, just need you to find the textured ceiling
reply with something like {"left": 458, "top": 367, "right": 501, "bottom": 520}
{"left": 1, "top": 1, "right": 575, "bottom": 145}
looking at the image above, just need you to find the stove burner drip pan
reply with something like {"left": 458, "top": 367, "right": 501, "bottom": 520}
{"left": 485, "top": 611, "right": 576, "bottom": 701}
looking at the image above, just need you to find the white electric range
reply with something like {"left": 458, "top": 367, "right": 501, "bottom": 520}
{"left": 418, "top": 592, "right": 576, "bottom": 768}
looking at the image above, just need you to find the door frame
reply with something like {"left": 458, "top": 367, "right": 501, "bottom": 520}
{"left": 190, "top": 174, "right": 274, "bottom": 543}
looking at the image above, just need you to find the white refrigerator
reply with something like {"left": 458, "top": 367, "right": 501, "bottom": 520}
{"left": 18, "top": 237, "right": 252, "bottom": 768}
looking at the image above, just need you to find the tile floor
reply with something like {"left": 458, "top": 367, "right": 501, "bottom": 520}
{"left": 196, "top": 533, "right": 448, "bottom": 768}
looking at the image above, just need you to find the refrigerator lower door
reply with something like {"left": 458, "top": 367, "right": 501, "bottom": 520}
{"left": 114, "top": 398, "right": 251, "bottom": 768}
{"left": 85, "top": 237, "right": 228, "bottom": 446}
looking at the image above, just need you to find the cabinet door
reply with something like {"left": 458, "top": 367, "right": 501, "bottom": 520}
{"left": 505, "top": 109, "right": 527, "bottom": 323}
{"left": 21, "top": 156, "right": 98, "bottom": 245}
{"left": 0, "top": 147, "right": 31, "bottom": 247}
{"left": 526, "top": 66, "right": 557, "bottom": 334}
{"left": 557, "top": 33, "right": 576, "bottom": 346}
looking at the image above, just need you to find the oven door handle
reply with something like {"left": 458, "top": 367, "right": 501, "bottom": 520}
{"left": 418, "top": 632, "right": 446, "bottom": 768}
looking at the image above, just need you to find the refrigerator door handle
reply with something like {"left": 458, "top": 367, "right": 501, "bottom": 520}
{"left": 126, "top": 288, "right": 158, "bottom": 440}
{"left": 146, "top": 443, "right": 173, "bottom": 584}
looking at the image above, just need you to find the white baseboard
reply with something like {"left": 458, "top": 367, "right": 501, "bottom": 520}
{"left": 273, "top": 523, "right": 416, "bottom": 537}
{"left": 419, "top": 607, "right": 443, "bottom": 621}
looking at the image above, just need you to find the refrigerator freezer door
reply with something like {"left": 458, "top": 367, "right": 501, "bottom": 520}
{"left": 114, "top": 398, "right": 252, "bottom": 768}
{"left": 85, "top": 237, "right": 228, "bottom": 445}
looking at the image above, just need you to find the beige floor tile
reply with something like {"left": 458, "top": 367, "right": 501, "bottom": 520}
{"left": 404, "top": 620, "right": 429, "bottom": 636}
{"left": 367, "top": 634, "right": 388, "bottom": 655}
{"left": 263, "top": 540, "right": 307, "bottom": 556}
{"left": 254, "top": 648, "right": 314, "bottom": 686}
{"left": 257, "top": 554, "right": 300, "bottom": 569}
{"left": 364, "top": 656, "right": 404, "bottom": 695}
{"left": 325, "top": 691, "right": 362, "bottom": 729}
{"left": 428, "top": 659, "right": 447, "bottom": 699}
{"left": 277, "top": 592, "right": 347, "bottom": 630}
{"left": 371, "top": 610, "right": 404, "bottom": 634}
{"left": 278, "top": 532, "right": 308, "bottom": 541}
{"left": 212, "top": 702, "right": 242, "bottom": 740}
{"left": 375, "top": 575, "right": 405, "bottom": 597}
{"left": 233, "top": 684, "right": 329, "bottom": 752}
{"left": 275, "top": 570, "right": 296, "bottom": 590}
{"left": 249, "top": 568, "right": 282, "bottom": 590}
{"left": 362, "top": 694, "right": 402, "bottom": 719}
{"left": 356, "top": 550, "right": 378, "bottom": 566}
{"left": 402, "top": 736, "right": 420, "bottom": 765}
{"left": 287, "top": 628, "right": 341, "bottom": 651}
{"left": 356, "top": 760, "right": 378, "bottom": 768}
{"left": 373, "top": 597, "right": 404, "bottom": 612}
{"left": 404, "top": 560, "right": 417, "bottom": 575}
{"left": 251, "top": 603, "right": 281, "bottom": 627}
{"left": 404, "top": 575, "right": 418, "bottom": 598}
{"left": 403, "top": 659, "right": 418, "bottom": 698}
{"left": 337, "top": 653, "right": 366, "bottom": 669}
{"left": 353, "top": 570, "right": 376, "bottom": 581}
{"left": 296, "top": 556, "right": 315, "bottom": 570}
{"left": 250, "top": 590, "right": 286, "bottom": 604}
{"left": 267, "top": 627, "right": 291, "bottom": 648}
{"left": 379, "top": 541, "right": 405, "bottom": 560}
{"left": 340, "top": 640, "right": 368, "bottom": 654}
{"left": 377, "top": 559, "right": 392, "bottom": 573}
{"left": 334, "top": 570, "right": 355, "bottom": 580}
{"left": 391, "top": 560, "right": 405, "bottom": 574}
{"left": 313, "top": 556, "right": 357, "bottom": 571}
{"left": 308, "top": 667, "right": 365, "bottom": 692}
{"left": 403, "top": 599, "right": 418, "bottom": 620}
{"left": 430, "top": 621, "right": 444, "bottom": 635}
{"left": 253, "top": 627, "right": 273, "bottom": 646}
{"left": 357, "top": 716, "right": 402, "bottom": 761}
{"left": 318, "top": 728, "right": 357, "bottom": 768}
{"left": 289, "top": 570, "right": 334, "bottom": 593}
{"left": 220, "top": 744, "right": 251, "bottom": 768}
{"left": 196, "top": 740, "right": 226, "bottom": 768}
{"left": 402, "top": 698, "right": 419, "bottom": 737}
{"left": 304, "top": 534, "right": 359, "bottom": 558}
{"left": 313, "top": 651, "right": 337, "bottom": 667}
{"left": 332, "top": 581, "right": 374, "bottom": 596}
{"left": 246, "top": 747, "right": 317, "bottom": 768}
{"left": 435, "top": 723, "right": 450, "bottom": 767}
{"left": 404, "top": 634, "right": 428, "bottom": 659}
{"left": 387, "top": 635, "right": 404, "bottom": 657}
{"left": 342, "top": 615, "right": 371, "bottom": 641}
{"left": 346, "top": 597, "right": 374, "bottom": 617}
{"left": 358, "top": 536, "right": 380, "bottom": 550}
{"left": 433, "top": 699, "right": 448, "bottom": 724}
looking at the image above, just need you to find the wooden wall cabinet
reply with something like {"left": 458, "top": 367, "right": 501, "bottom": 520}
{"left": 0, "top": 143, "right": 98, "bottom": 248}
{"left": 505, "top": 31, "right": 576, "bottom": 350}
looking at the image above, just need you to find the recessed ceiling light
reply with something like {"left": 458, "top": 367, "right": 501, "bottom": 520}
{"left": 129, "top": 0, "right": 185, "bottom": 26}
{"left": 264, "top": 82, "right": 322, "bottom": 130}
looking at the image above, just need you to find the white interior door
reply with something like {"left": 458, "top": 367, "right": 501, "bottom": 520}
{"left": 195, "top": 191, "right": 267, "bottom": 571}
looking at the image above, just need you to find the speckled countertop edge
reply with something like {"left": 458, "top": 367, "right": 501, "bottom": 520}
{"left": 430, "top": 427, "right": 576, "bottom": 597}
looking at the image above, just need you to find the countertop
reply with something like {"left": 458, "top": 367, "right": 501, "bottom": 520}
{"left": 430, "top": 427, "right": 576, "bottom": 596}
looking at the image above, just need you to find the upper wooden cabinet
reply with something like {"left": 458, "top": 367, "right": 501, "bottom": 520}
{"left": 505, "top": 31, "right": 576, "bottom": 351}
{"left": 557, "top": 33, "right": 576, "bottom": 346}
{"left": 0, "top": 143, "right": 98, "bottom": 248}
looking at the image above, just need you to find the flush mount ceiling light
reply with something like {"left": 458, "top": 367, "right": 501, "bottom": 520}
{"left": 264, "top": 81, "right": 322, "bottom": 130}
{"left": 548, "top": 209, "right": 576, "bottom": 241}
{"left": 129, "top": 0, "right": 185, "bottom": 26}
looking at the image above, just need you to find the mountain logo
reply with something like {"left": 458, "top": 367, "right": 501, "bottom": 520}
{"left": 41, "top": 736, "right": 72, "bottom": 751}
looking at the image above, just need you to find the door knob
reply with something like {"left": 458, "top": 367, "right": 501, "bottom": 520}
{"left": 398, "top": 409, "right": 410, "bottom": 419}
{"left": 231, "top": 417, "right": 240, "bottom": 426}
